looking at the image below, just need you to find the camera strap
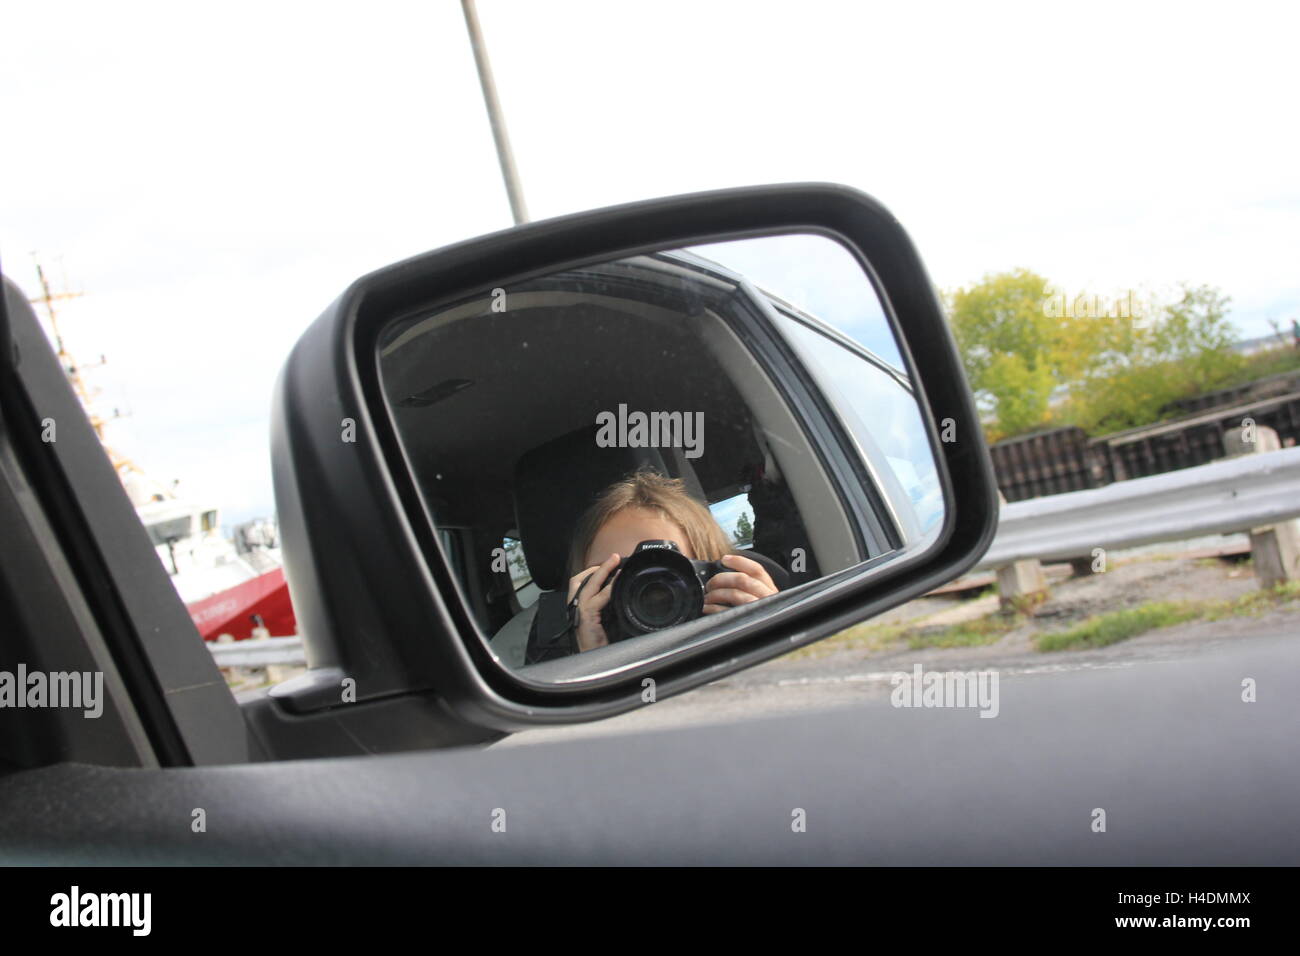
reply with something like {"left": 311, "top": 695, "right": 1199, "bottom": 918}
{"left": 555, "top": 571, "right": 596, "bottom": 639}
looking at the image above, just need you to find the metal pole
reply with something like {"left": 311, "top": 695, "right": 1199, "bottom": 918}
{"left": 461, "top": 0, "right": 529, "bottom": 225}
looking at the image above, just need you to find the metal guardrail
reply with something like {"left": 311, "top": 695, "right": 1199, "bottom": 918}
{"left": 209, "top": 635, "right": 305, "bottom": 668}
{"left": 976, "top": 445, "right": 1300, "bottom": 570}
{"left": 208, "top": 447, "right": 1300, "bottom": 670}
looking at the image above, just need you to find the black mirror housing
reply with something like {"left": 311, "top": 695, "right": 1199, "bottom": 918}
{"left": 269, "top": 183, "right": 999, "bottom": 734}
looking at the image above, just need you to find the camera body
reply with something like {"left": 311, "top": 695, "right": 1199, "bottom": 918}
{"left": 599, "top": 539, "right": 724, "bottom": 642}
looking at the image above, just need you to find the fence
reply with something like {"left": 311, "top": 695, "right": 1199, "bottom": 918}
{"left": 990, "top": 384, "right": 1300, "bottom": 502}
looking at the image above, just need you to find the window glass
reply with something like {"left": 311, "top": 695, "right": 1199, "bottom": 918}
{"left": 709, "top": 493, "right": 756, "bottom": 549}
{"left": 502, "top": 536, "right": 539, "bottom": 608}
{"left": 776, "top": 314, "right": 944, "bottom": 538}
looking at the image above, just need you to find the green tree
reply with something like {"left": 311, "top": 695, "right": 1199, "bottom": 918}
{"left": 946, "top": 269, "right": 1099, "bottom": 439}
{"left": 1064, "top": 284, "right": 1242, "bottom": 434}
{"left": 1154, "top": 284, "right": 1242, "bottom": 393}
{"left": 734, "top": 512, "right": 754, "bottom": 546}
{"left": 948, "top": 270, "right": 1240, "bottom": 440}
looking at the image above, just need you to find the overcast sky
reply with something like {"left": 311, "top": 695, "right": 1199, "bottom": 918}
{"left": 3, "top": 0, "right": 1296, "bottom": 524}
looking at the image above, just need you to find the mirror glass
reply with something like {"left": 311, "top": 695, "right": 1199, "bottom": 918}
{"left": 375, "top": 233, "right": 944, "bottom": 681}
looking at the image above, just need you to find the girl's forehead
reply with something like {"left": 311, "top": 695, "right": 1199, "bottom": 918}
{"left": 587, "top": 507, "right": 694, "bottom": 557}
{"left": 608, "top": 505, "right": 661, "bottom": 523}
{"left": 598, "top": 506, "right": 674, "bottom": 533}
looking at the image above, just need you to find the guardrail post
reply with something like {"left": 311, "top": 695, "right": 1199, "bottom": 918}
{"left": 996, "top": 559, "right": 1049, "bottom": 612}
{"left": 993, "top": 491, "right": 1049, "bottom": 610}
{"left": 1252, "top": 523, "right": 1300, "bottom": 588}
{"left": 1224, "top": 424, "right": 1300, "bottom": 588}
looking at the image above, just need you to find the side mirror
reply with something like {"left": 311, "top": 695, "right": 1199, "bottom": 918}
{"left": 269, "top": 184, "right": 998, "bottom": 734}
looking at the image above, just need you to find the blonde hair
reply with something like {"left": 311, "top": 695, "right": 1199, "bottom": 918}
{"left": 568, "top": 468, "right": 732, "bottom": 577}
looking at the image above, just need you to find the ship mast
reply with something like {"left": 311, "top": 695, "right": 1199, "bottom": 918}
{"left": 28, "top": 257, "right": 137, "bottom": 479}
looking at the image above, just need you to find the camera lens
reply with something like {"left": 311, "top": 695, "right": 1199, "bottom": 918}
{"left": 606, "top": 543, "right": 707, "bottom": 638}
{"left": 629, "top": 573, "right": 686, "bottom": 629}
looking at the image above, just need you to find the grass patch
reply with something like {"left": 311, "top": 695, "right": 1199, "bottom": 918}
{"left": 1036, "top": 602, "right": 1199, "bottom": 652}
{"left": 1037, "top": 582, "right": 1300, "bottom": 652}
{"left": 804, "top": 607, "right": 1021, "bottom": 658}
{"left": 1204, "top": 579, "right": 1300, "bottom": 618}
{"left": 802, "top": 581, "right": 1300, "bottom": 660}
{"left": 789, "top": 619, "right": 907, "bottom": 659}
{"left": 907, "top": 614, "right": 1022, "bottom": 650}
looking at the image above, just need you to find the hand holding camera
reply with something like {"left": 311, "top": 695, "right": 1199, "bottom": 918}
{"left": 567, "top": 540, "right": 778, "bottom": 650}
{"left": 566, "top": 551, "right": 622, "bottom": 652}
{"left": 701, "top": 552, "right": 779, "bottom": 614}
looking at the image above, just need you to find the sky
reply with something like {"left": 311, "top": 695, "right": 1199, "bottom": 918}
{"left": 690, "top": 234, "right": 900, "bottom": 365}
{"left": 3, "top": 0, "right": 1297, "bottom": 525}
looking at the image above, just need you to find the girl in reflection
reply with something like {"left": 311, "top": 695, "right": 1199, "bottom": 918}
{"left": 562, "top": 469, "right": 781, "bottom": 654}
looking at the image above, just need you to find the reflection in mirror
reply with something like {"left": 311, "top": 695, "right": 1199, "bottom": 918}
{"left": 375, "top": 234, "right": 944, "bottom": 682}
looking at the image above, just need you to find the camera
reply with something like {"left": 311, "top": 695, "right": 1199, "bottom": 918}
{"left": 598, "top": 539, "right": 724, "bottom": 641}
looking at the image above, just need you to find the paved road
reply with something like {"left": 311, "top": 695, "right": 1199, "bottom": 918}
{"left": 498, "top": 606, "right": 1300, "bottom": 747}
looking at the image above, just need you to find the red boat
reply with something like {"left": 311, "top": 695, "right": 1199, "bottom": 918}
{"left": 186, "top": 566, "right": 296, "bottom": 642}
{"left": 127, "top": 485, "right": 296, "bottom": 642}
